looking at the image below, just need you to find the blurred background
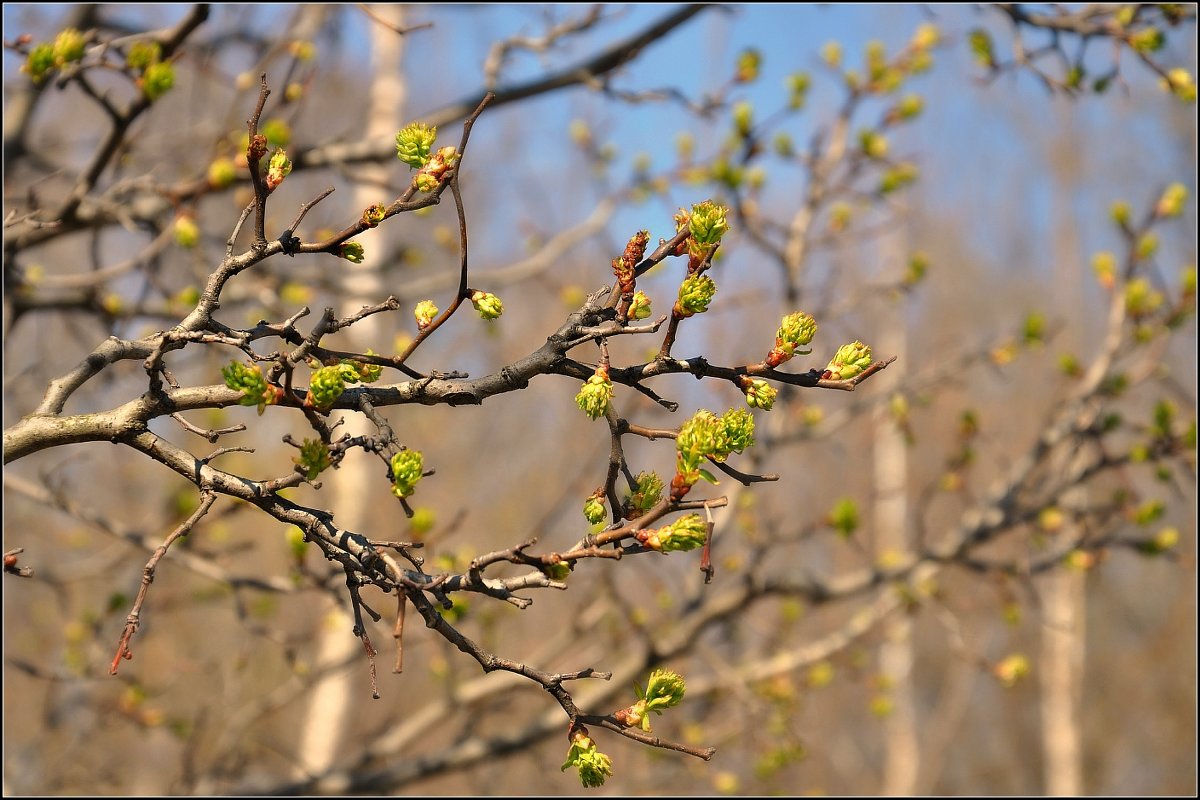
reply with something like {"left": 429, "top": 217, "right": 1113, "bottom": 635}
{"left": 3, "top": 4, "right": 1196, "bottom": 795}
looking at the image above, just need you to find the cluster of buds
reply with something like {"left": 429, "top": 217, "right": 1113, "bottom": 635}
{"left": 362, "top": 203, "right": 386, "bottom": 228}
{"left": 413, "top": 146, "right": 460, "bottom": 192}
{"left": 395, "top": 122, "right": 437, "bottom": 168}
{"left": 389, "top": 449, "right": 424, "bottom": 499}
{"left": 613, "top": 669, "right": 687, "bottom": 731}
{"left": 264, "top": 149, "right": 292, "bottom": 192}
{"left": 677, "top": 200, "right": 731, "bottom": 262}
{"left": 635, "top": 514, "right": 708, "bottom": 553}
{"left": 575, "top": 364, "right": 614, "bottom": 421}
{"left": 582, "top": 489, "right": 606, "bottom": 525}
{"left": 674, "top": 273, "right": 717, "bottom": 318}
{"left": 739, "top": 376, "right": 778, "bottom": 411}
{"left": 221, "top": 361, "right": 284, "bottom": 415}
{"left": 336, "top": 351, "right": 383, "bottom": 384}
{"left": 123, "top": 40, "right": 175, "bottom": 101}
{"left": 765, "top": 311, "right": 818, "bottom": 366}
{"left": 23, "top": 28, "right": 87, "bottom": 83}
{"left": 294, "top": 438, "right": 333, "bottom": 481}
{"left": 414, "top": 300, "right": 439, "bottom": 331}
{"left": 469, "top": 289, "right": 503, "bottom": 320}
{"left": 623, "top": 470, "right": 664, "bottom": 519}
{"left": 672, "top": 408, "right": 755, "bottom": 499}
{"left": 823, "top": 341, "right": 873, "bottom": 380}
{"left": 305, "top": 365, "right": 346, "bottom": 410}
{"left": 561, "top": 728, "right": 613, "bottom": 789}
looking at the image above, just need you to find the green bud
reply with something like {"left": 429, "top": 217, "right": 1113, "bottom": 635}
{"left": 207, "top": 158, "right": 237, "bottom": 189}
{"left": 1136, "top": 233, "right": 1158, "bottom": 260}
{"left": 689, "top": 200, "right": 730, "bottom": 246}
{"left": 744, "top": 378, "right": 778, "bottom": 410}
{"left": 1137, "top": 526, "right": 1179, "bottom": 555}
{"left": 734, "top": 48, "right": 762, "bottom": 82}
{"left": 624, "top": 471, "right": 664, "bottom": 517}
{"left": 24, "top": 42, "right": 56, "bottom": 83}
{"left": 628, "top": 290, "right": 652, "bottom": 320}
{"left": 1023, "top": 312, "right": 1046, "bottom": 346}
{"left": 675, "top": 273, "right": 717, "bottom": 317}
{"left": 306, "top": 365, "right": 345, "bottom": 410}
{"left": 343, "top": 350, "right": 383, "bottom": 383}
{"left": 774, "top": 131, "right": 795, "bottom": 157}
{"left": 126, "top": 41, "right": 161, "bottom": 71}
{"left": 896, "top": 93, "right": 923, "bottom": 120}
{"left": 821, "top": 41, "right": 842, "bottom": 68}
{"left": 413, "top": 172, "right": 439, "bottom": 192}
{"left": 583, "top": 493, "right": 607, "bottom": 525}
{"left": 221, "top": 360, "right": 280, "bottom": 414}
{"left": 260, "top": 118, "right": 291, "bottom": 149}
{"left": 561, "top": 731, "right": 613, "bottom": 789}
{"left": 786, "top": 72, "right": 811, "bottom": 109}
{"left": 362, "top": 203, "right": 386, "bottom": 227}
{"left": 968, "top": 29, "right": 994, "bottom": 67}
{"left": 828, "top": 497, "right": 859, "bottom": 538}
{"left": 637, "top": 514, "right": 708, "bottom": 553}
{"left": 643, "top": 668, "right": 687, "bottom": 710}
{"left": 721, "top": 407, "right": 755, "bottom": 455}
{"left": 993, "top": 654, "right": 1030, "bottom": 687}
{"left": 1152, "top": 399, "right": 1177, "bottom": 439}
{"left": 859, "top": 128, "right": 888, "bottom": 159}
{"left": 1092, "top": 251, "right": 1118, "bottom": 288}
{"left": 1156, "top": 183, "right": 1188, "bottom": 217}
{"left": 904, "top": 252, "right": 929, "bottom": 286}
{"left": 141, "top": 61, "right": 175, "bottom": 101}
{"left": 396, "top": 122, "right": 437, "bottom": 168}
{"left": 53, "top": 28, "right": 86, "bottom": 65}
{"left": 824, "top": 341, "right": 873, "bottom": 380}
{"left": 677, "top": 409, "right": 724, "bottom": 474}
{"left": 1161, "top": 68, "right": 1197, "bottom": 102}
{"left": 1125, "top": 277, "right": 1164, "bottom": 318}
{"left": 337, "top": 241, "right": 365, "bottom": 263}
{"left": 1129, "top": 27, "right": 1165, "bottom": 53}
{"left": 174, "top": 215, "right": 199, "bottom": 249}
{"left": 575, "top": 366, "right": 614, "bottom": 421}
{"left": 911, "top": 23, "right": 941, "bottom": 51}
{"left": 1110, "top": 201, "right": 1132, "bottom": 226}
{"left": 768, "top": 310, "right": 818, "bottom": 365}
{"left": 294, "top": 438, "right": 332, "bottom": 481}
{"left": 879, "top": 162, "right": 918, "bottom": 194}
{"left": 732, "top": 101, "right": 754, "bottom": 137}
{"left": 389, "top": 449, "right": 424, "bottom": 499}
{"left": 414, "top": 299, "right": 439, "bottom": 330}
{"left": 264, "top": 149, "right": 292, "bottom": 191}
{"left": 1132, "top": 499, "right": 1165, "bottom": 526}
{"left": 469, "top": 290, "right": 503, "bottom": 320}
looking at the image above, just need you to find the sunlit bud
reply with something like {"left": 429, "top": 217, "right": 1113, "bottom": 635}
{"left": 389, "top": 450, "right": 424, "bottom": 499}
{"left": 1136, "top": 233, "right": 1158, "bottom": 260}
{"left": 362, "top": 203, "right": 386, "bottom": 228}
{"left": 207, "top": 158, "right": 237, "bottom": 189}
{"left": 743, "top": 378, "right": 777, "bottom": 411}
{"left": 859, "top": 128, "right": 888, "bottom": 159}
{"left": 968, "top": 29, "right": 995, "bottom": 67}
{"left": 141, "top": 61, "right": 175, "bottom": 101}
{"left": 993, "top": 654, "right": 1031, "bottom": 687}
{"left": 294, "top": 438, "right": 332, "bottom": 481}
{"left": 674, "top": 273, "right": 717, "bottom": 317}
{"left": 879, "top": 162, "right": 918, "bottom": 194}
{"left": 126, "top": 40, "right": 161, "bottom": 71}
{"left": 221, "top": 360, "right": 281, "bottom": 415}
{"left": 1129, "top": 27, "right": 1165, "bottom": 53}
{"left": 636, "top": 515, "right": 707, "bottom": 553}
{"left": 767, "top": 310, "right": 818, "bottom": 366}
{"left": 734, "top": 48, "right": 762, "bottom": 82}
{"left": 911, "top": 22, "right": 941, "bottom": 51}
{"left": 689, "top": 200, "right": 730, "bottom": 246}
{"left": 821, "top": 41, "right": 842, "bottom": 68}
{"left": 174, "top": 215, "right": 199, "bottom": 249}
{"left": 337, "top": 241, "right": 364, "bottom": 263}
{"left": 264, "top": 149, "right": 292, "bottom": 191}
{"left": 583, "top": 491, "right": 606, "bottom": 525}
{"left": 1156, "top": 183, "right": 1188, "bottom": 217}
{"left": 732, "top": 101, "right": 754, "bottom": 137}
{"left": 288, "top": 40, "right": 316, "bottom": 61}
{"left": 305, "top": 365, "right": 345, "bottom": 410}
{"left": 469, "top": 289, "right": 503, "bottom": 320}
{"left": 561, "top": 730, "right": 613, "bottom": 789}
{"left": 1125, "top": 278, "right": 1164, "bottom": 319}
{"left": 628, "top": 290, "right": 652, "bottom": 320}
{"left": 823, "top": 340, "right": 873, "bottom": 380}
{"left": 1161, "top": 68, "right": 1197, "bottom": 102}
{"left": 414, "top": 300, "right": 439, "bottom": 331}
{"left": 624, "top": 471, "right": 664, "bottom": 518}
{"left": 395, "top": 122, "right": 437, "bottom": 168}
{"left": 1092, "top": 251, "right": 1118, "bottom": 288}
{"left": 575, "top": 365, "right": 614, "bottom": 421}
{"left": 53, "top": 28, "right": 86, "bottom": 64}
{"left": 1138, "top": 527, "right": 1180, "bottom": 555}
{"left": 23, "top": 42, "right": 56, "bottom": 82}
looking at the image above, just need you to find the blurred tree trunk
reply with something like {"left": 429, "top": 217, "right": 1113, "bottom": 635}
{"left": 295, "top": 4, "right": 408, "bottom": 779}
{"left": 875, "top": 227, "right": 917, "bottom": 795}
{"left": 1039, "top": 104, "right": 1086, "bottom": 797}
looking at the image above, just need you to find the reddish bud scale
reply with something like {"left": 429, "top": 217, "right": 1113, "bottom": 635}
{"left": 765, "top": 344, "right": 792, "bottom": 368}
{"left": 670, "top": 472, "right": 693, "bottom": 501}
{"left": 248, "top": 134, "right": 267, "bottom": 162}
